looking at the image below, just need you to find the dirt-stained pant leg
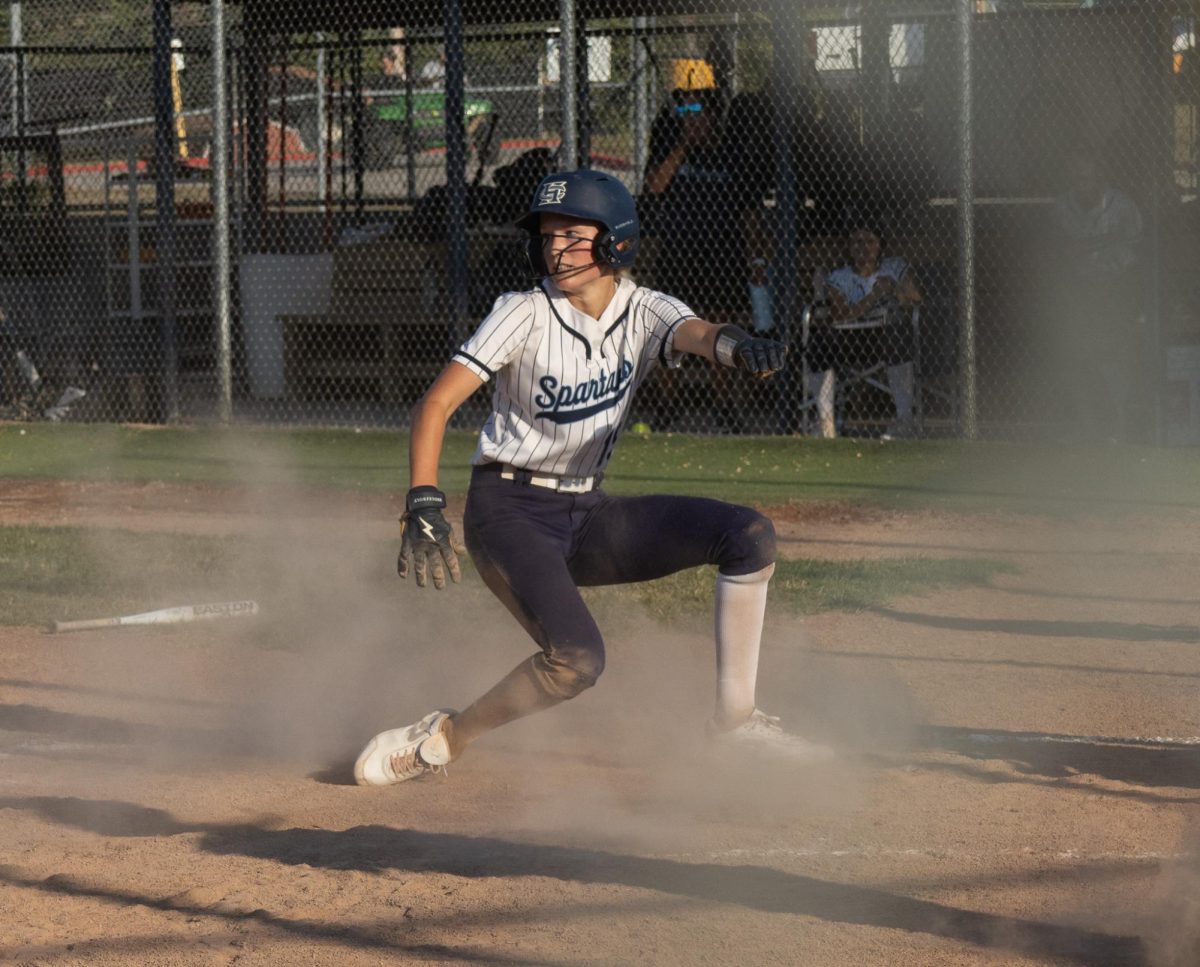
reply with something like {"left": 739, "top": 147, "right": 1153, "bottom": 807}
{"left": 451, "top": 475, "right": 776, "bottom": 753}
{"left": 567, "top": 493, "right": 777, "bottom": 729}
{"left": 567, "top": 494, "right": 776, "bottom": 585}
{"left": 464, "top": 472, "right": 607, "bottom": 692}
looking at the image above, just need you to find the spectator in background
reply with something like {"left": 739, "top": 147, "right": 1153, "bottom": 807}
{"left": 644, "top": 84, "right": 743, "bottom": 318}
{"left": 642, "top": 75, "right": 773, "bottom": 430}
{"left": 469, "top": 148, "right": 558, "bottom": 316}
{"left": 417, "top": 47, "right": 469, "bottom": 88}
{"left": 420, "top": 49, "right": 446, "bottom": 85}
{"left": 381, "top": 28, "right": 407, "bottom": 79}
{"left": 807, "top": 219, "right": 922, "bottom": 439}
{"left": 1049, "top": 151, "right": 1143, "bottom": 442}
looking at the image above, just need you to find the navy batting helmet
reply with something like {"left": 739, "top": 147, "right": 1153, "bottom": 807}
{"left": 517, "top": 169, "right": 640, "bottom": 276}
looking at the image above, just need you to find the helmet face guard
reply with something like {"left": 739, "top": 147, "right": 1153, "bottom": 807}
{"left": 518, "top": 169, "right": 640, "bottom": 278}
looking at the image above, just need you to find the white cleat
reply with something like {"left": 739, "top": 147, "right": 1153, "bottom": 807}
{"left": 711, "top": 709, "right": 835, "bottom": 763}
{"left": 354, "top": 709, "right": 456, "bottom": 786}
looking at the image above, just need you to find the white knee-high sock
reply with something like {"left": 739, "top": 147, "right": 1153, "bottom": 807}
{"left": 713, "top": 563, "right": 775, "bottom": 729}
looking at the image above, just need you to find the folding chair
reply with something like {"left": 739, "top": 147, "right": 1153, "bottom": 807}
{"left": 796, "top": 292, "right": 924, "bottom": 438}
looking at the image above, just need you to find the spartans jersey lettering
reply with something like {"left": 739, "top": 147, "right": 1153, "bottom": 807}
{"left": 452, "top": 277, "right": 695, "bottom": 477}
{"left": 533, "top": 359, "right": 635, "bottom": 424}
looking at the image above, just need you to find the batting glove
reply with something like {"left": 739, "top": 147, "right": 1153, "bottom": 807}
{"left": 398, "top": 486, "right": 462, "bottom": 590}
{"left": 713, "top": 324, "right": 787, "bottom": 377}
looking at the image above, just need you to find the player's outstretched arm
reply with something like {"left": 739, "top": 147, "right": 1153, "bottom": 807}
{"left": 398, "top": 362, "right": 483, "bottom": 590}
{"left": 673, "top": 317, "right": 787, "bottom": 377}
{"left": 410, "top": 362, "right": 484, "bottom": 488}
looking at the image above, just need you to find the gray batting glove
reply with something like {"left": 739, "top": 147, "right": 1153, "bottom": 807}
{"left": 398, "top": 486, "right": 462, "bottom": 590}
{"left": 714, "top": 324, "right": 787, "bottom": 377}
{"left": 734, "top": 335, "right": 787, "bottom": 375}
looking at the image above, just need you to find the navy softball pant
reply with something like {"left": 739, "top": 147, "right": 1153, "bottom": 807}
{"left": 462, "top": 463, "right": 776, "bottom": 693}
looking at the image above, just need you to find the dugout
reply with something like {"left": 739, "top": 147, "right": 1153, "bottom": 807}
{"left": 188, "top": 0, "right": 820, "bottom": 411}
{"left": 155, "top": 1, "right": 1185, "bottom": 437}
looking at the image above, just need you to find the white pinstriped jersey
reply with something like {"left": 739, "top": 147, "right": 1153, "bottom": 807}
{"left": 452, "top": 277, "right": 696, "bottom": 477}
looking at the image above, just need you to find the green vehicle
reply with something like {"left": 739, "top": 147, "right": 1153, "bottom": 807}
{"left": 292, "top": 83, "right": 499, "bottom": 171}
{"left": 365, "top": 89, "right": 499, "bottom": 169}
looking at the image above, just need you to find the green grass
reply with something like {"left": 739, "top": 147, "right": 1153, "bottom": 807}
{"left": 585, "top": 557, "right": 1018, "bottom": 625}
{"left": 0, "top": 424, "right": 436, "bottom": 493}
{"left": 0, "top": 522, "right": 1013, "bottom": 631}
{"left": 1, "top": 423, "right": 1198, "bottom": 513}
{"left": 0, "top": 524, "right": 261, "bottom": 629}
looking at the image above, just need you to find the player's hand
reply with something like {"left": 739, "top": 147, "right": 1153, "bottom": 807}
{"left": 734, "top": 336, "right": 787, "bottom": 377}
{"left": 713, "top": 324, "right": 787, "bottom": 377}
{"left": 397, "top": 487, "right": 462, "bottom": 590}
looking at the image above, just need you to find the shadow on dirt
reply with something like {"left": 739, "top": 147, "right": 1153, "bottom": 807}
{"left": 874, "top": 608, "right": 1200, "bottom": 643}
{"left": 0, "top": 861, "right": 548, "bottom": 964}
{"left": 0, "top": 795, "right": 1147, "bottom": 967}
{"left": 819, "top": 647, "right": 1200, "bottom": 683}
{"left": 308, "top": 761, "right": 357, "bottom": 785}
{"left": 921, "top": 726, "right": 1200, "bottom": 798}
{"left": 0, "top": 702, "right": 244, "bottom": 754}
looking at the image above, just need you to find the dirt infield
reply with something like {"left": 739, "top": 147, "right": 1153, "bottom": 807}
{"left": 1, "top": 480, "right": 1199, "bottom": 966}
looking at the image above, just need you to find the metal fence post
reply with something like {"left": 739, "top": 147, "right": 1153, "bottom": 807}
{"left": 559, "top": 0, "right": 578, "bottom": 169}
{"left": 153, "top": 0, "right": 180, "bottom": 421}
{"left": 404, "top": 32, "right": 417, "bottom": 204}
{"left": 316, "top": 33, "right": 328, "bottom": 212}
{"left": 444, "top": 0, "right": 469, "bottom": 344}
{"left": 211, "top": 0, "right": 232, "bottom": 424}
{"left": 9, "top": 1, "right": 20, "bottom": 136}
{"left": 632, "top": 16, "right": 649, "bottom": 193}
{"left": 14, "top": 45, "right": 23, "bottom": 189}
{"left": 861, "top": 1, "right": 890, "bottom": 145}
{"left": 576, "top": 17, "right": 590, "bottom": 167}
{"left": 1149, "top": 11, "right": 1174, "bottom": 446}
{"left": 770, "top": 0, "right": 800, "bottom": 435}
{"left": 349, "top": 34, "right": 365, "bottom": 223}
{"left": 243, "top": 22, "right": 266, "bottom": 253}
{"left": 957, "top": 0, "right": 978, "bottom": 440}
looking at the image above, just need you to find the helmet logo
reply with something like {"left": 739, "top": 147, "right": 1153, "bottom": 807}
{"left": 538, "top": 180, "right": 569, "bottom": 206}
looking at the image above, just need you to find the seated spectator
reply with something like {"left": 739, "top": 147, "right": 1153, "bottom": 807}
{"left": 1048, "top": 151, "right": 1143, "bottom": 442}
{"left": 420, "top": 48, "right": 447, "bottom": 86}
{"left": 415, "top": 46, "right": 473, "bottom": 88}
{"left": 806, "top": 219, "right": 922, "bottom": 438}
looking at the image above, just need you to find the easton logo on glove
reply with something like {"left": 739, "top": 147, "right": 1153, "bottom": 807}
{"left": 398, "top": 486, "right": 462, "bottom": 590}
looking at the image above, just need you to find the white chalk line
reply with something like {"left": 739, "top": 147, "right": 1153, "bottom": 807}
{"left": 963, "top": 732, "right": 1200, "bottom": 747}
{"left": 681, "top": 847, "right": 1191, "bottom": 862}
{"left": 0, "top": 737, "right": 119, "bottom": 761}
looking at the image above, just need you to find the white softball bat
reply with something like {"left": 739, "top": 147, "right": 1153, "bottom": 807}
{"left": 49, "top": 599, "right": 259, "bottom": 634}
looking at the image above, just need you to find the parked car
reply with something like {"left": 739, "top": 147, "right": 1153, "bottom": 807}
{"left": 275, "top": 66, "right": 500, "bottom": 170}
{"left": 360, "top": 87, "right": 499, "bottom": 169}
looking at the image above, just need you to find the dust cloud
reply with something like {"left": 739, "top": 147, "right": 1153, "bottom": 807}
{"left": 17, "top": 426, "right": 1200, "bottom": 963}
{"left": 54, "top": 429, "right": 921, "bottom": 861}
{"left": 481, "top": 619, "right": 909, "bottom": 858}
{"left": 1142, "top": 822, "right": 1200, "bottom": 967}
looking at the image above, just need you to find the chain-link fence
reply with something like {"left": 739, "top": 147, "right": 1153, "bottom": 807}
{"left": 1, "top": 1, "right": 1198, "bottom": 444}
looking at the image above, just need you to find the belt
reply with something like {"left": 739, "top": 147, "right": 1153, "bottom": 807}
{"left": 478, "top": 462, "right": 600, "bottom": 494}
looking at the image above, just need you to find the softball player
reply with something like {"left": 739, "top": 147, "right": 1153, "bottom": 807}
{"left": 355, "top": 169, "right": 828, "bottom": 786}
